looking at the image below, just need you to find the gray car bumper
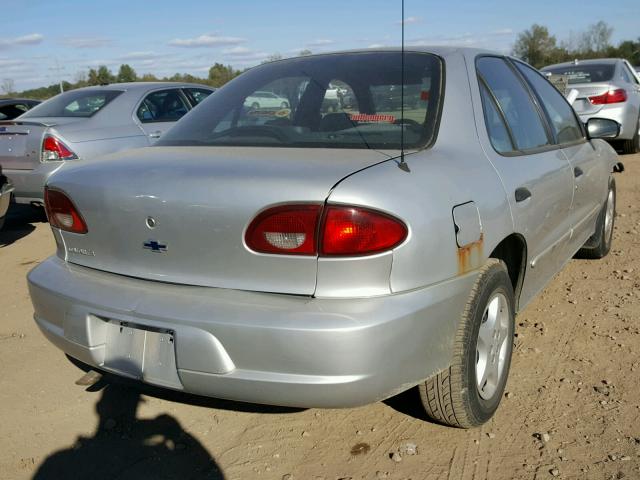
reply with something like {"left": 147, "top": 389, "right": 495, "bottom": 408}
{"left": 28, "top": 256, "right": 476, "bottom": 408}
{"left": 4, "top": 161, "right": 64, "bottom": 204}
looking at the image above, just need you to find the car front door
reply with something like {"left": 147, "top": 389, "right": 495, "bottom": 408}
{"left": 474, "top": 56, "right": 575, "bottom": 307}
{"left": 136, "top": 88, "right": 191, "bottom": 143}
{"left": 513, "top": 60, "right": 609, "bottom": 255}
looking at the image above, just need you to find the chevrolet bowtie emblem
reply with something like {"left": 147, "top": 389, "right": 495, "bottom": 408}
{"left": 143, "top": 240, "right": 167, "bottom": 253}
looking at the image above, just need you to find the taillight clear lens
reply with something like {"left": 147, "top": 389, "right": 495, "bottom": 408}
{"left": 245, "top": 204, "right": 407, "bottom": 256}
{"left": 44, "top": 187, "right": 88, "bottom": 234}
{"left": 245, "top": 204, "right": 321, "bottom": 255}
{"left": 588, "top": 89, "right": 627, "bottom": 105}
{"left": 42, "top": 135, "right": 78, "bottom": 161}
{"left": 320, "top": 206, "right": 408, "bottom": 256}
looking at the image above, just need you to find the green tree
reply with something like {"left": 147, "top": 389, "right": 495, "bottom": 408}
{"left": 140, "top": 73, "right": 159, "bottom": 82}
{"left": 513, "top": 24, "right": 558, "bottom": 68}
{"left": 87, "top": 65, "right": 114, "bottom": 85}
{"left": 208, "top": 63, "right": 237, "bottom": 87}
{"left": 117, "top": 64, "right": 137, "bottom": 83}
{"left": 298, "top": 49, "right": 312, "bottom": 56}
{"left": 579, "top": 21, "right": 614, "bottom": 55}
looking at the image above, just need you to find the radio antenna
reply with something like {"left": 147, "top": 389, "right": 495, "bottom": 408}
{"left": 398, "top": 0, "right": 409, "bottom": 172}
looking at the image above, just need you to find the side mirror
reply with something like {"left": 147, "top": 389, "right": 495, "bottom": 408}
{"left": 586, "top": 118, "right": 620, "bottom": 140}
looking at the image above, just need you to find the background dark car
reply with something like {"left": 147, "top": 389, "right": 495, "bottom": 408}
{"left": 0, "top": 98, "right": 41, "bottom": 120}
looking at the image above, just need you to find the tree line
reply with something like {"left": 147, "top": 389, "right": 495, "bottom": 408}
{"left": 513, "top": 21, "right": 639, "bottom": 69}
{"left": 1, "top": 24, "right": 638, "bottom": 100}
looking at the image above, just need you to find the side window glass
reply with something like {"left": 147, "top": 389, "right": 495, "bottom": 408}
{"left": 137, "top": 89, "right": 189, "bottom": 123}
{"left": 514, "top": 61, "right": 584, "bottom": 145}
{"left": 185, "top": 88, "right": 212, "bottom": 106}
{"left": 477, "top": 57, "right": 550, "bottom": 152}
{"left": 479, "top": 83, "right": 514, "bottom": 153}
{"left": 321, "top": 80, "right": 357, "bottom": 115}
{"left": 621, "top": 67, "right": 631, "bottom": 83}
{"left": 623, "top": 64, "right": 639, "bottom": 85}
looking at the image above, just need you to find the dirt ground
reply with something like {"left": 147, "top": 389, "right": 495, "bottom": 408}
{"left": 1, "top": 154, "right": 639, "bottom": 480}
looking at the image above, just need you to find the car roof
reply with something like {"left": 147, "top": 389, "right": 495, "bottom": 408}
{"left": 71, "top": 82, "right": 215, "bottom": 93}
{"left": 542, "top": 58, "right": 622, "bottom": 70}
{"left": 292, "top": 46, "right": 494, "bottom": 58}
{"left": 0, "top": 98, "right": 40, "bottom": 104}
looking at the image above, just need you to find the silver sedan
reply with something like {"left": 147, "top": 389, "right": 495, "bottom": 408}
{"left": 0, "top": 82, "right": 214, "bottom": 205}
{"left": 28, "top": 48, "right": 619, "bottom": 428}
{"left": 542, "top": 59, "right": 640, "bottom": 154}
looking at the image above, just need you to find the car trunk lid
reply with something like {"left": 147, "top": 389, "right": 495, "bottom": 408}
{"left": 50, "top": 146, "right": 391, "bottom": 295}
{"left": 567, "top": 82, "right": 616, "bottom": 115}
{"left": 0, "top": 118, "right": 82, "bottom": 170}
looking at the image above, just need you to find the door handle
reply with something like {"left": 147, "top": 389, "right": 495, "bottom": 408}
{"left": 574, "top": 166, "right": 584, "bottom": 177}
{"left": 149, "top": 131, "right": 161, "bottom": 139}
{"left": 515, "top": 187, "right": 532, "bottom": 203}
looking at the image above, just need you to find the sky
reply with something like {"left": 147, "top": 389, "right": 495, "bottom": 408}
{"left": 1, "top": 0, "right": 638, "bottom": 91}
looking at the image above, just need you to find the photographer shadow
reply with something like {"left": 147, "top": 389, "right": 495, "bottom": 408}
{"left": 33, "top": 364, "right": 225, "bottom": 480}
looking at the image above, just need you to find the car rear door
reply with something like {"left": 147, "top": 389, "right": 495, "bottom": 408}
{"left": 474, "top": 56, "right": 575, "bottom": 307}
{"left": 513, "top": 60, "right": 608, "bottom": 255}
{"left": 135, "top": 88, "right": 191, "bottom": 143}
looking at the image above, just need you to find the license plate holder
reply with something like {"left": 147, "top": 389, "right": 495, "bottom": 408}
{"left": 103, "top": 321, "right": 182, "bottom": 389}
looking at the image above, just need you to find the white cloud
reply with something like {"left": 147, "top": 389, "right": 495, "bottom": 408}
{"left": 118, "top": 51, "right": 162, "bottom": 61}
{"left": 490, "top": 28, "right": 514, "bottom": 36}
{"left": 396, "top": 17, "right": 422, "bottom": 26}
{"left": 306, "top": 39, "right": 334, "bottom": 47}
{"left": 168, "top": 33, "right": 246, "bottom": 48}
{"left": 0, "top": 33, "right": 44, "bottom": 49}
{"left": 60, "top": 36, "right": 111, "bottom": 48}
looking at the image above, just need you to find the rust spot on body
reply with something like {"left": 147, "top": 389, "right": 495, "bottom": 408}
{"left": 457, "top": 233, "right": 484, "bottom": 275}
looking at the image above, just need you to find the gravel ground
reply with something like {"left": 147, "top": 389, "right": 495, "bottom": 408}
{"left": 1, "top": 154, "right": 639, "bottom": 480}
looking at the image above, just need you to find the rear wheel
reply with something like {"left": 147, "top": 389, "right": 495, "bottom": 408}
{"left": 621, "top": 115, "right": 640, "bottom": 154}
{"left": 577, "top": 177, "right": 616, "bottom": 259}
{"left": 419, "top": 259, "right": 514, "bottom": 428}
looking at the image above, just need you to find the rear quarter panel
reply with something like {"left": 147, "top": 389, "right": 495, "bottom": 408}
{"left": 324, "top": 51, "right": 514, "bottom": 294}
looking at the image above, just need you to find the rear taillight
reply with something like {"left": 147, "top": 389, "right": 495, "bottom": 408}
{"left": 245, "top": 204, "right": 407, "bottom": 256}
{"left": 588, "top": 89, "right": 627, "bottom": 105}
{"left": 245, "top": 204, "right": 321, "bottom": 255}
{"left": 320, "top": 206, "right": 408, "bottom": 256}
{"left": 44, "top": 187, "right": 88, "bottom": 234}
{"left": 42, "top": 135, "right": 78, "bottom": 161}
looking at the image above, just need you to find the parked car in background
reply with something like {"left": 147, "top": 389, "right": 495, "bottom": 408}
{"left": 0, "top": 98, "right": 40, "bottom": 120}
{"left": 29, "top": 48, "right": 619, "bottom": 429}
{"left": 244, "top": 91, "right": 289, "bottom": 110}
{"left": 0, "top": 82, "right": 214, "bottom": 205}
{"left": 0, "top": 165, "right": 13, "bottom": 230}
{"left": 542, "top": 59, "right": 640, "bottom": 154}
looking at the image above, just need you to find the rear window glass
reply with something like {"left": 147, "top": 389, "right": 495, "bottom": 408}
{"left": 542, "top": 64, "right": 615, "bottom": 84}
{"left": 22, "top": 90, "right": 122, "bottom": 118}
{"left": 158, "top": 52, "right": 443, "bottom": 150}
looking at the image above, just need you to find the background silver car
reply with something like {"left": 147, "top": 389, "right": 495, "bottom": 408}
{"left": 542, "top": 59, "right": 640, "bottom": 154}
{"left": 28, "top": 48, "right": 619, "bottom": 428}
{"left": 0, "top": 82, "right": 214, "bottom": 205}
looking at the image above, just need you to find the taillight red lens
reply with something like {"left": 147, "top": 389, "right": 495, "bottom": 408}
{"left": 245, "top": 204, "right": 321, "bottom": 255}
{"left": 588, "top": 89, "right": 627, "bottom": 105}
{"left": 42, "top": 135, "right": 77, "bottom": 161}
{"left": 44, "top": 188, "right": 88, "bottom": 234}
{"left": 245, "top": 204, "right": 407, "bottom": 256}
{"left": 320, "top": 206, "right": 408, "bottom": 256}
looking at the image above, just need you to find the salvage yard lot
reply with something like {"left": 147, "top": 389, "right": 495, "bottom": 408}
{"left": 1, "top": 155, "right": 639, "bottom": 480}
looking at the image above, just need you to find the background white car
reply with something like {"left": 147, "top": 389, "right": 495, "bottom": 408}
{"left": 244, "top": 91, "right": 290, "bottom": 109}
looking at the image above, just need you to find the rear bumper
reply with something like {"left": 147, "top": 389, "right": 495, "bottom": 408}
{"left": 28, "top": 256, "right": 476, "bottom": 408}
{"left": 4, "top": 161, "right": 64, "bottom": 204}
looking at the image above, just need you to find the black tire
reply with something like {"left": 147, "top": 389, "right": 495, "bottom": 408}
{"left": 280, "top": 102, "right": 288, "bottom": 109}
{"left": 621, "top": 115, "right": 640, "bottom": 154}
{"left": 251, "top": 102, "right": 260, "bottom": 110}
{"left": 577, "top": 177, "right": 616, "bottom": 259}
{"left": 419, "top": 259, "right": 515, "bottom": 428}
